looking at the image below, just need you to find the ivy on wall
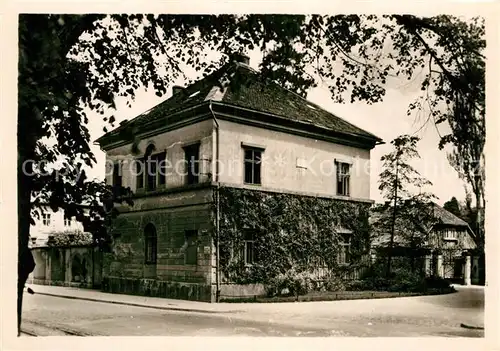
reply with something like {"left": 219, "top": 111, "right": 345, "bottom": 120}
{"left": 214, "top": 187, "right": 372, "bottom": 285}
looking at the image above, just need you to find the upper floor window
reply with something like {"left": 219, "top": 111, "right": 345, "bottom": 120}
{"left": 443, "top": 229, "right": 458, "bottom": 240}
{"left": 64, "top": 217, "right": 72, "bottom": 227}
{"left": 243, "top": 148, "right": 262, "bottom": 185}
{"left": 158, "top": 153, "right": 167, "bottom": 186}
{"left": 184, "top": 143, "right": 200, "bottom": 185}
{"left": 336, "top": 161, "right": 351, "bottom": 196}
{"left": 136, "top": 158, "right": 144, "bottom": 190}
{"left": 184, "top": 230, "right": 198, "bottom": 265}
{"left": 136, "top": 144, "right": 166, "bottom": 191}
{"left": 112, "top": 162, "right": 122, "bottom": 188}
{"left": 146, "top": 155, "right": 158, "bottom": 191}
{"left": 42, "top": 213, "right": 51, "bottom": 226}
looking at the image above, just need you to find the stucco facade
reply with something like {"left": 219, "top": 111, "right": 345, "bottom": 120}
{"left": 217, "top": 119, "right": 371, "bottom": 200}
{"left": 96, "top": 55, "right": 381, "bottom": 302}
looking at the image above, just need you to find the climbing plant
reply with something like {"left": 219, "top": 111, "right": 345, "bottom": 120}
{"left": 215, "top": 187, "right": 371, "bottom": 287}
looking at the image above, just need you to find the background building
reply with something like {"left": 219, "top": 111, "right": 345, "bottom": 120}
{"left": 29, "top": 206, "right": 85, "bottom": 248}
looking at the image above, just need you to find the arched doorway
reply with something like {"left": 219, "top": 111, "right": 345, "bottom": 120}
{"left": 144, "top": 223, "right": 157, "bottom": 278}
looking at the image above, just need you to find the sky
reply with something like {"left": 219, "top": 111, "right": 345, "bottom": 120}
{"left": 85, "top": 49, "right": 466, "bottom": 207}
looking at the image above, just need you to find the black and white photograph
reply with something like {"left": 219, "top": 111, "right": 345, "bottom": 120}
{"left": 2, "top": 3, "right": 496, "bottom": 349}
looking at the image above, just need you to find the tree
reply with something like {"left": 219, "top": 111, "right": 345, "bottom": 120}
{"left": 18, "top": 14, "right": 484, "bottom": 333}
{"left": 376, "top": 135, "right": 437, "bottom": 276}
{"left": 17, "top": 14, "right": 132, "bottom": 335}
{"left": 443, "top": 197, "right": 462, "bottom": 219}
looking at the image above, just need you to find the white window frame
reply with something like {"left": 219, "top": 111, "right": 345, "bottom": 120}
{"left": 64, "top": 217, "right": 72, "bottom": 227}
{"left": 337, "top": 233, "right": 352, "bottom": 265}
{"left": 336, "top": 161, "right": 351, "bottom": 196}
{"left": 243, "top": 147, "right": 263, "bottom": 185}
{"left": 443, "top": 229, "right": 458, "bottom": 240}
{"left": 242, "top": 231, "right": 256, "bottom": 265}
{"left": 42, "top": 213, "right": 51, "bottom": 226}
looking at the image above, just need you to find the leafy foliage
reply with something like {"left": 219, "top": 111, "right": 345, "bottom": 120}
{"left": 215, "top": 187, "right": 371, "bottom": 290}
{"left": 443, "top": 197, "right": 463, "bottom": 219}
{"left": 378, "top": 135, "right": 432, "bottom": 200}
{"left": 18, "top": 14, "right": 135, "bottom": 253}
{"left": 46, "top": 230, "right": 93, "bottom": 247}
{"left": 374, "top": 135, "right": 438, "bottom": 275}
{"left": 355, "top": 258, "right": 453, "bottom": 293}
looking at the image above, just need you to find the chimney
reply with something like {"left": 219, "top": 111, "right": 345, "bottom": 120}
{"left": 231, "top": 53, "right": 250, "bottom": 65}
{"left": 172, "top": 85, "right": 184, "bottom": 95}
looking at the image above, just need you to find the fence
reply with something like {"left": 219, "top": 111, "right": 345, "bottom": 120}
{"left": 308, "top": 256, "right": 373, "bottom": 283}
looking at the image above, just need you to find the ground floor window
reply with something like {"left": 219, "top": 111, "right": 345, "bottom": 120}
{"left": 144, "top": 223, "right": 157, "bottom": 264}
{"left": 337, "top": 234, "right": 351, "bottom": 265}
{"left": 242, "top": 231, "right": 257, "bottom": 265}
{"left": 185, "top": 230, "right": 198, "bottom": 265}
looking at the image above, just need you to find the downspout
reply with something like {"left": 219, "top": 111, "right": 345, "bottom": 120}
{"left": 209, "top": 101, "right": 221, "bottom": 302}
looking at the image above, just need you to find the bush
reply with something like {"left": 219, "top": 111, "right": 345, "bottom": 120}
{"left": 265, "top": 268, "right": 316, "bottom": 297}
{"left": 422, "top": 276, "right": 453, "bottom": 291}
{"left": 356, "top": 262, "right": 453, "bottom": 293}
{"left": 386, "top": 268, "right": 424, "bottom": 292}
{"left": 346, "top": 276, "right": 393, "bottom": 291}
{"left": 323, "top": 275, "right": 347, "bottom": 292}
{"left": 47, "top": 230, "right": 93, "bottom": 247}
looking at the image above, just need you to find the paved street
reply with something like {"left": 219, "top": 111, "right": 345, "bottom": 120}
{"left": 21, "top": 285, "right": 484, "bottom": 337}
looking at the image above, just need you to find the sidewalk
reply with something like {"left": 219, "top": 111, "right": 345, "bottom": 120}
{"left": 26, "top": 284, "right": 241, "bottom": 314}
{"left": 25, "top": 283, "right": 483, "bottom": 335}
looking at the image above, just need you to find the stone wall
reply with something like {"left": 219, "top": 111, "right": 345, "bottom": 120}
{"left": 101, "top": 277, "right": 212, "bottom": 302}
{"left": 102, "top": 187, "right": 216, "bottom": 301}
{"left": 28, "top": 245, "right": 102, "bottom": 288}
{"left": 219, "top": 283, "right": 266, "bottom": 299}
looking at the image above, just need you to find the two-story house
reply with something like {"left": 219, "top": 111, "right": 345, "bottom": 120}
{"left": 96, "top": 54, "right": 383, "bottom": 302}
{"left": 371, "top": 202, "right": 478, "bottom": 285}
{"left": 29, "top": 206, "right": 86, "bottom": 248}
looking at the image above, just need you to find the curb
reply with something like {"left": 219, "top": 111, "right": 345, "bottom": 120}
{"left": 34, "top": 291, "right": 240, "bottom": 314}
{"left": 460, "top": 323, "right": 484, "bottom": 330}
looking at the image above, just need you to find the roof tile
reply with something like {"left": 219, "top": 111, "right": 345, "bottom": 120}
{"left": 98, "top": 61, "right": 381, "bottom": 144}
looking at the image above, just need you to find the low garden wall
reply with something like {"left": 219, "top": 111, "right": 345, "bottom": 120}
{"left": 101, "top": 277, "right": 213, "bottom": 302}
{"left": 28, "top": 245, "right": 102, "bottom": 289}
{"left": 220, "top": 287, "right": 457, "bottom": 303}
